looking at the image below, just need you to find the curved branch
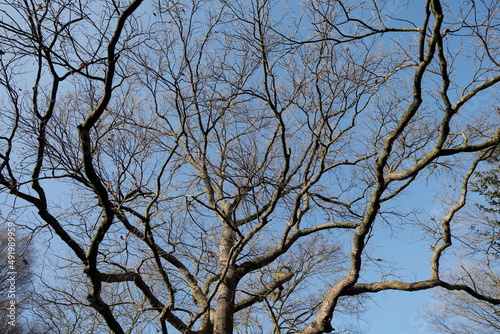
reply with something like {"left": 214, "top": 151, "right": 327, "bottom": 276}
{"left": 343, "top": 279, "right": 500, "bottom": 306}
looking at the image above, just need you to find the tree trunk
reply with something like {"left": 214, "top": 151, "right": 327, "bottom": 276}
{"left": 213, "top": 275, "right": 237, "bottom": 334}
{"left": 213, "top": 224, "right": 238, "bottom": 334}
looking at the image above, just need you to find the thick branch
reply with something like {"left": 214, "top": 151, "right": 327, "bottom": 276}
{"left": 234, "top": 272, "right": 294, "bottom": 312}
{"left": 343, "top": 279, "right": 500, "bottom": 305}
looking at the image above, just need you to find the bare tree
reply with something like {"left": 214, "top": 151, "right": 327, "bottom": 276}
{"left": 1, "top": 0, "right": 500, "bottom": 333}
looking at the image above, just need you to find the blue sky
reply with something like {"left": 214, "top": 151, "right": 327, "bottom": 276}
{"left": 364, "top": 290, "right": 432, "bottom": 334}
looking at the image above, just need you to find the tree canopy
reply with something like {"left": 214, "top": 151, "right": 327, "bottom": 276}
{"left": 1, "top": 0, "right": 500, "bottom": 333}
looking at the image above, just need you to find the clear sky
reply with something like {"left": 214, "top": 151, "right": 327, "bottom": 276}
{"left": 364, "top": 290, "right": 432, "bottom": 334}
